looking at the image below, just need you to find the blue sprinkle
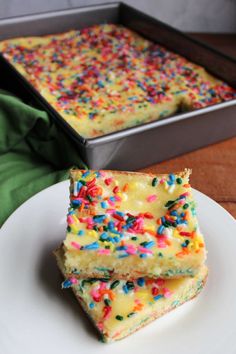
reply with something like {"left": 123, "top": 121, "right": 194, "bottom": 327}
{"left": 180, "top": 213, "right": 185, "bottom": 217}
{"left": 139, "top": 254, "right": 147, "bottom": 258}
{"left": 93, "top": 215, "right": 106, "bottom": 223}
{"left": 179, "top": 195, "right": 187, "bottom": 200}
{"left": 123, "top": 285, "right": 129, "bottom": 294}
{"left": 191, "top": 208, "right": 196, "bottom": 216}
{"left": 116, "top": 211, "right": 125, "bottom": 217}
{"left": 101, "top": 201, "right": 108, "bottom": 209}
{"left": 89, "top": 302, "right": 95, "bottom": 309}
{"left": 110, "top": 230, "right": 122, "bottom": 236}
{"left": 144, "top": 241, "right": 155, "bottom": 249}
{"left": 71, "top": 200, "right": 80, "bottom": 206}
{"left": 161, "top": 216, "right": 166, "bottom": 223}
{"left": 158, "top": 225, "right": 165, "bottom": 234}
{"left": 169, "top": 174, "right": 175, "bottom": 182}
{"left": 110, "top": 196, "right": 116, "bottom": 202}
{"left": 82, "top": 171, "right": 90, "bottom": 178}
{"left": 154, "top": 294, "right": 163, "bottom": 301}
{"left": 83, "top": 242, "right": 99, "bottom": 250}
{"left": 122, "top": 224, "right": 131, "bottom": 230}
{"left": 77, "top": 181, "right": 83, "bottom": 192}
{"left": 116, "top": 246, "right": 127, "bottom": 251}
{"left": 137, "top": 278, "right": 145, "bottom": 287}
{"left": 89, "top": 112, "right": 96, "bottom": 120}
{"left": 100, "top": 232, "right": 108, "bottom": 240}
{"left": 97, "top": 81, "right": 104, "bottom": 88}
{"left": 95, "top": 171, "right": 101, "bottom": 177}
{"left": 78, "top": 230, "right": 84, "bottom": 236}
{"left": 170, "top": 210, "right": 178, "bottom": 216}
{"left": 62, "top": 279, "right": 72, "bottom": 288}
{"left": 113, "top": 236, "right": 120, "bottom": 243}
{"left": 108, "top": 221, "right": 115, "bottom": 229}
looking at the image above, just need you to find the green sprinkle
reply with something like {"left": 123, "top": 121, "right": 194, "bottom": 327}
{"left": 165, "top": 200, "right": 175, "bottom": 208}
{"left": 131, "top": 236, "right": 137, "bottom": 241}
{"left": 105, "top": 245, "right": 110, "bottom": 249}
{"left": 67, "top": 226, "right": 71, "bottom": 232}
{"left": 104, "top": 299, "right": 111, "bottom": 306}
{"left": 158, "top": 252, "right": 164, "bottom": 257}
{"left": 127, "top": 216, "right": 136, "bottom": 223}
{"left": 79, "top": 180, "right": 86, "bottom": 185}
{"left": 98, "top": 278, "right": 110, "bottom": 282}
{"left": 163, "top": 220, "right": 172, "bottom": 227}
{"left": 176, "top": 178, "right": 182, "bottom": 184}
{"left": 127, "top": 312, "right": 135, "bottom": 318}
{"left": 93, "top": 225, "right": 99, "bottom": 231}
{"left": 103, "top": 226, "right": 108, "bottom": 231}
{"left": 110, "top": 280, "right": 120, "bottom": 289}
{"left": 116, "top": 315, "right": 124, "bottom": 321}
{"left": 81, "top": 279, "right": 89, "bottom": 287}
{"left": 183, "top": 203, "right": 189, "bottom": 209}
{"left": 87, "top": 195, "right": 93, "bottom": 202}
{"left": 152, "top": 177, "right": 158, "bottom": 186}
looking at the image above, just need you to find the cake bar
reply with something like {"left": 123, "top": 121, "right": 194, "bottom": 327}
{"left": 54, "top": 246, "right": 208, "bottom": 342}
{"left": 62, "top": 169, "right": 206, "bottom": 279}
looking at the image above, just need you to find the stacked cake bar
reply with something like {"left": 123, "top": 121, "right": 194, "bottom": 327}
{"left": 54, "top": 169, "right": 208, "bottom": 342}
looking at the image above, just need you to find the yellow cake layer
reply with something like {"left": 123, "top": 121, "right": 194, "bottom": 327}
{"left": 0, "top": 24, "right": 235, "bottom": 138}
{"left": 55, "top": 247, "right": 208, "bottom": 342}
{"left": 63, "top": 169, "right": 206, "bottom": 279}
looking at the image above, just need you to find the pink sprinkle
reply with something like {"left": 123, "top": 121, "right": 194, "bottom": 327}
{"left": 163, "top": 287, "right": 172, "bottom": 298}
{"left": 126, "top": 245, "right": 137, "bottom": 255}
{"left": 160, "top": 178, "right": 165, "bottom": 184}
{"left": 67, "top": 215, "right": 74, "bottom": 225}
{"left": 98, "top": 249, "right": 111, "bottom": 255}
{"left": 106, "top": 209, "right": 116, "bottom": 214}
{"left": 180, "top": 192, "right": 190, "bottom": 197}
{"left": 71, "top": 241, "right": 81, "bottom": 250}
{"left": 138, "top": 246, "right": 153, "bottom": 254}
{"left": 70, "top": 277, "right": 78, "bottom": 285}
{"left": 99, "top": 282, "right": 107, "bottom": 291}
{"left": 147, "top": 195, "right": 157, "bottom": 202}
{"left": 115, "top": 195, "right": 122, "bottom": 202}
{"left": 107, "top": 199, "right": 115, "bottom": 206}
{"left": 91, "top": 289, "right": 100, "bottom": 301}
{"left": 86, "top": 217, "right": 93, "bottom": 223}
{"left": 158, "top": 241, "right": 167, "bottom": 248}
{"left": 99, "top": 171, "right": 106, "bottom": 177}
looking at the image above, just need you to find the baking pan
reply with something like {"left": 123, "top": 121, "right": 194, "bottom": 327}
{"left": 0, "top": 2, "right": 236, "bottom": 170}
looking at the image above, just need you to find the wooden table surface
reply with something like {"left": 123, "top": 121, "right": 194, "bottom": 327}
{"left": 140, "top": 33, "right": 236, "bottom": 219}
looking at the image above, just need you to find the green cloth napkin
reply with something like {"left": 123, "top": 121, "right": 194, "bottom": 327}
{"left": 0, "top": 89, "right": 86, "bottom": 226}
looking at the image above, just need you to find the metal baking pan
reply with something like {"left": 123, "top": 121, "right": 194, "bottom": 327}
{"left": 0, "top": 2, "right": 236, "bottom": 170}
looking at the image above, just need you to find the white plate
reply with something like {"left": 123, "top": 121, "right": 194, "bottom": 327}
{"left": 1, "top": 181, "right": 236, "bottom": 354}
